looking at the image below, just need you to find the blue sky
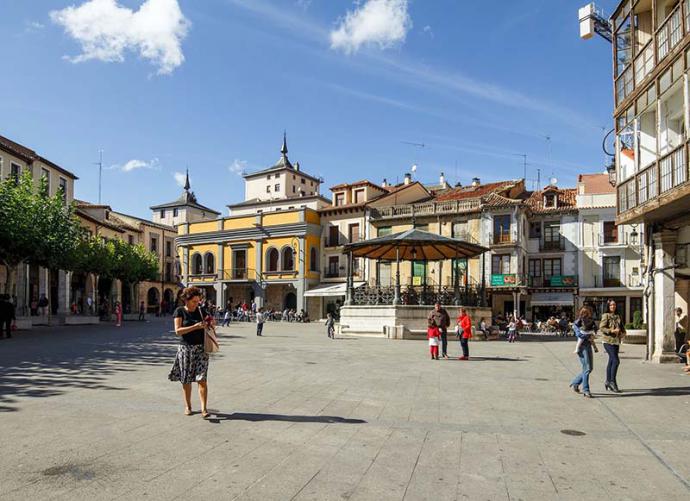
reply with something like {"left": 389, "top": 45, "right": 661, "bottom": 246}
{"left": 1, "top": 0, "right": 619, "bottom": 218}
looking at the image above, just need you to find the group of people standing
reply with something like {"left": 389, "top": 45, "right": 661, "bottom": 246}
{"left": 427, "top": 302, "right": 473, "bottom": 360}
{"left": 570, "top": 300, "right": 625, "bottom": 398}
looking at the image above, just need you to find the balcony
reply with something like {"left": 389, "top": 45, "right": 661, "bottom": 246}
{"left": 489, "top": 231, "right": 518, "bottom": 247}
{"left": 219, "top": 268, "right": 256, "bottom": 281}
{"left": 598, "top": 232, "right": 643, "bottom": 247}
{"left": 618, "top": 143, "right": 688, "bottom": 221}
{"left": 324, "top": 267, "right": 345, "bottom": 279}
{"left": 528, "top": 275, "right": 578, "bottom": 288}
{"left": 657, "top": 2, "right": 684, "bottom": 62}
{"left": 539, "top": 236, "right": 565, "bottom": 251}
{"left": 371, "top": 199, "right": 480, "bottom": 220}
{"left": 323, "top": 237, "right": 341, "bottom": 248}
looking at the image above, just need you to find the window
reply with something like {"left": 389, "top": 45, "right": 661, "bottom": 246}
{"left": 378, "top": 226, "right": 392, "bottom": 237}
{"left": 160, "top": 210, "right": 165, "bottom": 218}
{"left": 10, "top": 163, "right": 21, "bottom": 183}
{"left": 58, "top": 177, "right": 67, "bottom": 203}
{"left": 603, "top": 222, "right": 618, "bottom": 244}
{"left": 353, "top": 189, "right": 365, "bottom": 204}
{"left": 267, "top": 174, "right": 271, "bottom": 180}
{"left": 173, "top": 208, "right": 178, "bottom": 217}
{"left": 266, "top": 185, "right": 271, "bottom": 193}
{"left": 491, "top": 254, "right": 511, "bottom": 275}
{"left": 328, "top": 256, "right": 339, "bottom": 277}
{"left": 603, "top": 256, "right": 621, "bottom": 287}
{"left": 192, "top": 254, "right": 203, "bottom": 275}
{"left": 412, "top": 261, "right": 427, "bottom": 284}
{"left": 378, "top": 262, "right": 391, "bottom": 286}
{"left": 165, "top": 262, "right": 172, "bottom": 282}
{"left": 150, "top": 236, "right": 158, "bottom": 253}
{"left": 128, "top": 235, "right": 134, "bottom": 245}
{"left": 292, "top": 186, "right": 296, "bottom": 193}
{"left": 529, "top": 222, "right": 541, "bottom": 239}
{"left": 274, "top": 184, "right": 280, "bottom": 192}
{"left": 528, "top": 259, "right": 541, "bottom": 277}
{"left": 205, "top": 253, "right": 215, "bottom": 274}
{"left": 233, "top": 250, "right": 247, "bottom": 279}
{"left": 41, "top": 168, "right": 50, "bottom": 193}
{"left": 348, "top": 223, "right": 360, "bottom": 243}
{"left": 282, "top": 247, "right": 294, "bottom": 271}
{"left": 166, "top": 241, "right": 172, "bottom": 257}
{"left": 543, "top": 258, "right": 562, "bottom": 279}
{"left": 542, "top": 222, "right": 561, "bottom": 249}
{"left": 452, "top": 221, "right": 467, "bottom": 240}
{"left": 493, "top": 215, "right": 511, "bottom": 243}
{"left": 301, "top": 178, "right": 306, "bottom": 184}
{"left": 334, "top": 192, "right": 345, "bottom": 206}
{"left": 328, "top": 226, "right": 340, "bottom": 246}
{"left": 267, "top": 248, "right": 279, "bottom": 271}
{"left": 309, "top": 247, "right": 318, "bottom": 272}
{"left": 544, "top": 194, "right": 556, "bottom": 208}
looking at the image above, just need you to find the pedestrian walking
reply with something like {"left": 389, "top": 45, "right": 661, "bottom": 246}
{"left": 428, "top": 302, "right": 450, "bottom": 359}
{"left": 169, "top": 287, "right": 211, "bottom": 418}
{"left": 325, "top": 312, "right": 335, "bottom": 339}
{"left": 507, "top": 319, "right": 517, "bottom": 342}
{"left": 573, "top": 307, "right": 598, "bottom": 355}
{"left": 115, "top": 301, "right": 123, "bottom": 327}
{"left": 138, "top": 300, "right": 146, "bottom": 321}
{"left": 570, "top": 306, "right": 596, "bottom": 398}
{"left": 38, "top": 293, "right": 49, "bottom": 317}
{"left": 428, "top": 317, "right": 440, "bottom": 360}
{"left": 456, "top": 307, "right": 472, "bottom": 360}
{"left": 222, "top": 308, "right": 231, "bottom": 327}
{"left": 675, "top": 307, "right": 688, "bottom": 354}
{"left": 600, "top": 300, "right": 625, "bottom": 393}
{"left": 256, "top": 308, "right": 265, "bottom": 336}
{"left": 0, "top": 294, "right": 17, "bottom": 339}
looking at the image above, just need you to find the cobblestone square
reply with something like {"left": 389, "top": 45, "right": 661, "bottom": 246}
{"left": 1, "top": 319, "right": 689, "bottom": 500}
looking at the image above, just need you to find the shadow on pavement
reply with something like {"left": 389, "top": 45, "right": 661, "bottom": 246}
{"left": 595, "top": 386, "right": 690, "bottom": 398}
{"left": 445, "top": 356, "right": 525, "bottom": 362}
{"left": 0, "top": 323, "right": 179, "bottom": 412}
{"left": 205, "top": 412, "right": 367, "bottom": 424}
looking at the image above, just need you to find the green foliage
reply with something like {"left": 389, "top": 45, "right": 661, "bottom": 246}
{"left": 0, "top": 172, "right": 82, "bottom": 292}
{"left": 111, "top": 239, "right": 159, "bottom": 284}
{"left": 632, "top": 310, "right": 643, "bottom": 329}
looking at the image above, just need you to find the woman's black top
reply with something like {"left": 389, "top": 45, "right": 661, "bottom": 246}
{"left": 173, "top": 306, "right": 205, "bottom": 346}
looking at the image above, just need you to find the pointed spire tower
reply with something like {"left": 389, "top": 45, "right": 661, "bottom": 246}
{"left": 274, "top": 131, "right": 293, "bottom": 169}
{"left": 183, "top": 168, "right": 191, "bottom": 192}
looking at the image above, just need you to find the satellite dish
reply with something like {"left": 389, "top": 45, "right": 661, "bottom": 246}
{"left": 549, "top": 177, "right": 558, "bottom": 186}
{"left": 411, "top": 164, "right": 417, "bottom": 173}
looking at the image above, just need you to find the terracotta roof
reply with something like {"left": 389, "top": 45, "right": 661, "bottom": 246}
{"left": 481, "top": 193, "right": 521, "bottom": 208}
{"left": 434, "top": 180, "right": 518, "bottom": 202}
{"left": 525, "top": 188, "right": 577, "bottom": 213}
{"left": 0, "top": 134, "right": 78, "bottom": 180}
{"left": 319, "top": 202, "right": 367, "bottom": 213}
{"left": 330, "top": 180, "right": 384, "bottom": 191}
{"left": 577, "top": 173, "right": 615, "bottom": 194}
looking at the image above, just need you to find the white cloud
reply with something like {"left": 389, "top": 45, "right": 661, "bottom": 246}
{"left": 173, "top": 171, "right": 187, "bottom": 187}
{"left": 330, "top": 0, "right": 412, "bottom": 54}
{"left": 228, "top": 159, "right": 247, "bottom": 176}
{"left": 422, "top": 25, "right": 433, "bottom": 38}
{"left": 107, "top": 157, "right": 160, "bottom": 171}
{"left": 26, "top": 21, "right": 46, "bottom": 32}
{"left": 50, "top": 0, "right": 190, "bottom": 75}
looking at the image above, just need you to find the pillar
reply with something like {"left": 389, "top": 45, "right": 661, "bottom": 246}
{"left": 651, "top": 230, "right": 678, "bottom": 363}
{"left": 255, "top": 240, "right": 265, "bottom": 307}
{"left": 345, "top": 251, "right": 353, "bottom": 306}
{"left": 57, "top": 270, "right": 70, "bottom": 315}
{"left": 393, "top": 248, "right": 401, "bottom": 305}
{"left": 216, "top": 243, "right": 225, "bottom": 307}
{"left": 182, "top": 246, "right": 190, "bottom": 286}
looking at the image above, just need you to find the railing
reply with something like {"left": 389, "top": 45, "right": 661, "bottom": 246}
{"left": 371, "top": 199, "right": 481, "bottom": 220}
{"left": 597, "top": 232, "right": 641, "bottom": 247}
{"left": 539, "top": 236, "right": 565, "bottom": 251}
{"left": 323, "top": 236, "right": 340, "bottom": 248}
{"left": 452, "top": 230, "right": 480, "bottom": 245}
{"left": 657, "top": 2, "right": 683, "bottom": 61}
{"left": 188, "top": 272, "right": 218, "bottom": 280}
{"left": 324, "top": 269, "right": 343, "bottom": 279}
{"left": 351, "top": 284, "right": 483, "bottom": 307}
{"left": 619, "top": 143, "right": 689, "bottom": 215}
{"left": 489, "top": 231, "right": 517, "bottom": 246}
{"left": 603, "top": 278, "right": 623, "bottom": 288}
{"left": 219, "top": 268, "right": 257, "bottom": 281}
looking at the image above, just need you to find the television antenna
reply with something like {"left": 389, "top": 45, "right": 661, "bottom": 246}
{"left": 94, "top": 149, "right": 104, "bottom": 204}
{"left": 511, "top": 153, "right": 529, "bottom": 182}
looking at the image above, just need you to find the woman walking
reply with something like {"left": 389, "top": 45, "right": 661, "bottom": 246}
{"left": 600, "top": 300, "right": 625, "bottom": 393}
{"left": 457, "top": 307, "right": 472, "bottom": 360}
{"left": 115, "top": 301, "right": 123, "bottom": 327}
{"left": 169, "top": 287, "right": 212, "bottom": 418}
{"left": 570, "top": 306, "right": 596, "bottom": 398}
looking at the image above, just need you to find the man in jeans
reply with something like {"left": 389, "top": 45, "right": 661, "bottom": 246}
{"left": 256, "top": 308, "right": 265, "bottom": 336}
{"left": 428, "top": 302, "right": 451, "bottom": 358}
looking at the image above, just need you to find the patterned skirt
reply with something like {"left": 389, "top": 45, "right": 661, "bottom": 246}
{"left": 168, "top": 344, "right": 209, "bottom": 384}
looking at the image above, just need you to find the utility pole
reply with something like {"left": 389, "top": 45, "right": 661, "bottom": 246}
{"left": 511, "top": 153, "right": 528, "bottom": 182}
{"left": 95, "top": 150, "right": 104, "bottom": 204}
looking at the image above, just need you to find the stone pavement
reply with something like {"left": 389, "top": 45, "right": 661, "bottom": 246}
{"left": 0, "top": 319, "right": 689, "bottom": 500}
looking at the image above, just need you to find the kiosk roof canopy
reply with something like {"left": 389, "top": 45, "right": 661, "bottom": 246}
{"left": 343, "top": 228, "right": 488, "bottom": 261}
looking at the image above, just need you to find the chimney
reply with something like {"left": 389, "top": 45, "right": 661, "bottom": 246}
{"left": 382, "top": 178, "right": 388, "bottom": 188}
{"left": 439, "top": 171, "right": 446, "bottom": 187}
{"left": 404, "top": 173, "right": 411, "bottom": 185}
{"left": 471, "top": 177, "right": 480, "bottom": 187}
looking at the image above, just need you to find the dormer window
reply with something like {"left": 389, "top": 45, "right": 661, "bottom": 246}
{"left": 544, "top": 194, "right": 557, "bottom": 208}
{"left": 334, "top": 192, "right": 345, "bottom": 206}
{"left": 105, "top": 211, "right": 110, "bottom": 220}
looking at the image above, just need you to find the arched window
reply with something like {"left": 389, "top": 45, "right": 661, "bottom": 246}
{"left": 266, "top": 248, "right": 279, "bottom": 272}
{"left": 205, "top": 253, "right": 215, "bottom": 274}
{"left": 192, "top": 253, "right": 203, "bottom": 275}
{"left": 282, "top": 247, "right": 294, "bottom": 271}
{"left": 309, "top": 246, "right": 318, "bottom": 272}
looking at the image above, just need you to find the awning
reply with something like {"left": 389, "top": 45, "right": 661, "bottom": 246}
{"left": 530, "top": 292, "right": 574, "bottom": 306}
{"left": 304, "top": 282, "right": 365, "bottom": 297}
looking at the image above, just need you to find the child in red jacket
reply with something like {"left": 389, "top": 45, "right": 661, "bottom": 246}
{"left": 428, "top": 318, "right": 440, "bottom": 360}
{"left": 457, "top": 307, "right": 472, "bottom": 360}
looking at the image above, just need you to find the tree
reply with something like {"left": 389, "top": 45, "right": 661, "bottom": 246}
{"left": 0, "top": 173, "right": 82, "bottom": 295}
{"left": 111, "top": 239, "right": 159, "bottom": 285}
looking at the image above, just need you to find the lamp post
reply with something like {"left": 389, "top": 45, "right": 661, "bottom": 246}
{"left": 606, "top": 158, "right": 617, "bottom": 187}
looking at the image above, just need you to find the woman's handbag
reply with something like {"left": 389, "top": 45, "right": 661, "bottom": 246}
{"left": 204, "top": 324, "right": 220, "bottom": 354}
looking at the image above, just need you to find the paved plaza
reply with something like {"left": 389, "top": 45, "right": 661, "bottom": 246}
{"left": 0, "top": 319, "right": 689, "bottom": 500}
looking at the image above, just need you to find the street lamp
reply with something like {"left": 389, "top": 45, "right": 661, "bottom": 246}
{"left": 606, "top": 158, "right": 617, "bottom": 187}
{"left": 630, "top": 224, "right": 639, "bottom": 247}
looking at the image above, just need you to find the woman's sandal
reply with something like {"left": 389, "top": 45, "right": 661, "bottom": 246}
{"left": 201, "top": 410, "right": 210, "bottom": 419}
{"left": 184, "top": 407, "right": 193, "bottom": 416}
